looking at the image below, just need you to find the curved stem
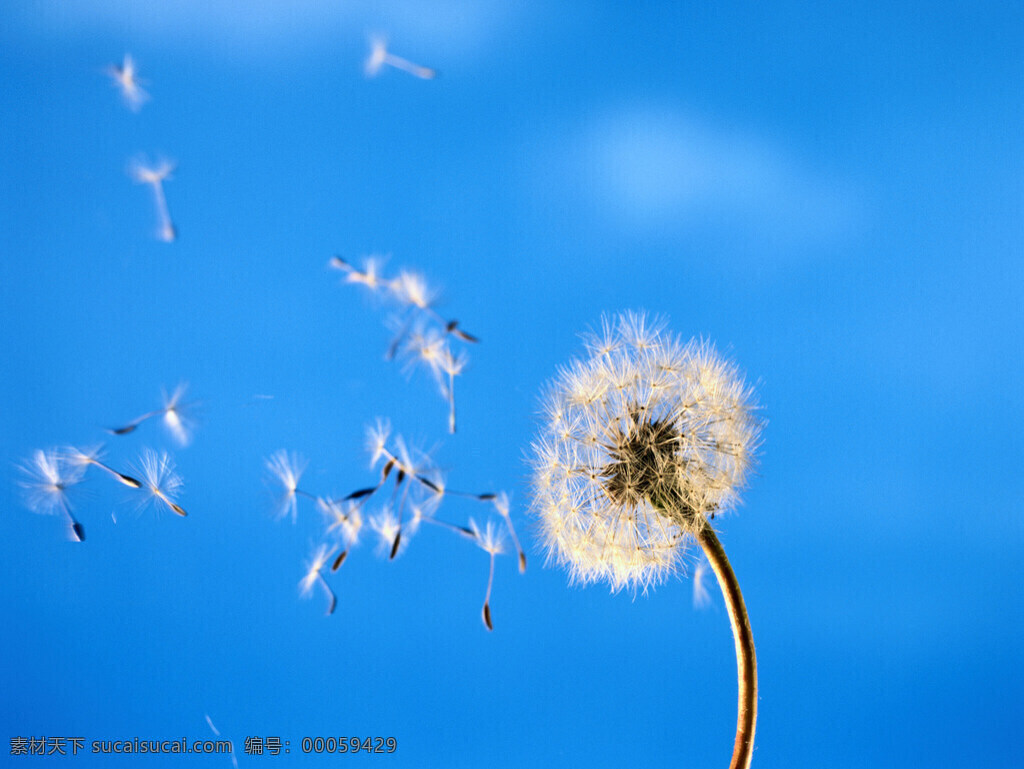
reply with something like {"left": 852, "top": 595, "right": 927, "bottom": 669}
{"left": 696, "top": 523, "right": 757, "bottom": 769}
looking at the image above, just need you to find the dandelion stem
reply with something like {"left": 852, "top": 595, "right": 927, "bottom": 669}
{"left": 696, "top": 523, "right": 756, "bottom": 769}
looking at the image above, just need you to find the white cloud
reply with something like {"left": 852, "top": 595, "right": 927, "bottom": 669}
{"left": 572, "top": 106, "right": 862, "bottom": 244}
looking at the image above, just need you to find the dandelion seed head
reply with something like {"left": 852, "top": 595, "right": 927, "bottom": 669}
{"left": 529, "top": 312, "right": 762, "bottom": 592}
{"left": 19, "top": 449, "right": 85, "bottom": 516}
{"left": 266, "top": 450, "right": 306, "bottom": 522}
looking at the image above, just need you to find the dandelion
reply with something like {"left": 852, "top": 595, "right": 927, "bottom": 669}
{"left": 130, "top": 157, "right": 176, "bottom": 241}
{"left": 266, "top": 450, "right": 311, "bottom": 522}
{"left": 134, "top": 448, "right": 187, "bottom": 517}
{"left": 364, "top": 36, "right": 437, "bottom": 80}
{"left": 469, "top": 518, "right": 505, "bottom": 631}
{"left": 529, "top": 311, "right": 763, "bottom": 769}
{"left": 299, "top": 543, "right": 337, "bottom": 615}
{"left": 65, "top": 445, "right": 141, "bottom": 488}
{"left": 108, "top": 383, "right": 196, "bottom": 445}
{"left": 106, "top": 54, "right": 149, "bottom": 111}
{"left": 19, "top": 449, "right": 87, "bottom": 541}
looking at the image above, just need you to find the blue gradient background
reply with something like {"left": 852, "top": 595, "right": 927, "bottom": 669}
{"left": 1, "top": 2, "right": 1021, "bottom": 767}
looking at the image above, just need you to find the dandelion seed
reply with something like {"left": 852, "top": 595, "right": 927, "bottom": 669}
{"left": 160, "top": 383, "right": 196, "bottom": 446}
{"left": 109, "top": 382, "right": 196, "bottom": 444}
{"left": 318, "top": 497, "right": 363, "bottom": 571}
{"left": 364, "top": 36, "right": 437, "bottom": 80}
{"left": 390, "top": 270, "right": 437, "bottom": 313}
{"left": 388, "top": 272, "right": 480, "bottom": 346}
{"left": 470, "top": 518, "right": 505, "bottom": 631}
{"left": 106, "top": 54, "right": 149, "bottom": 111}
{"left": 529, "top": 311, "right": 763, "bottom": 769}
{"left": 366, "top": 419, "right": 392, "bottom": 466}
{"left": 19, "top": 449, "right": 87, "bottom": 541}
{"left": 401, "top": 326, "right": 464, "bottom": 433}
{"left": 265, "top": 450, "right": 310, "bottom": 523}
{"left": 134, "top": 448, "right": 187, "bottom": 517}
{"left": 65, "top": 445, "right": 141, "bottom": 488}
{"left": 300, "top": 544, "right": 337, "bottom": 615}
{"left": 410, "top": 503, "right": 475, "bottom": 538}
{"left": 492, "top": 492, "right": 526, "bottom": 573}
{"left": 330, "top": 254, "right": 388, "bottom": 292}
{"left": 130, "top": 157, "right": 177, "bottom": 241}
{"left": 369, "top": 506, "right": 405, "bottom": 557}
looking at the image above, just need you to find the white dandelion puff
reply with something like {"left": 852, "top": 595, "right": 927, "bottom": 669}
{"left": 364, "top": 35, "right": 437, "bottom": 80}
{"left": 266, "top": 450, "right": 309, "bottom": 522}
{"left": 106, "top": 53, "right": 149, "bottom": 111}
{"left": 529, "top": 311, "right": 763, "bottom": 769}
{"left": 19, "top": 449, "right": 87, "bottom": 540}
{"left": 134, "top": 448, "right": 187, "bottom": 517}
{"left": 530, "top": 311, "right": 761, "bottom": 591}
{"left": 300, "top": 543, "right": 337, "bottom": 615}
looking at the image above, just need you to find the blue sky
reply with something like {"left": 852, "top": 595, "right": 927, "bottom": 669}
{"left": 1, "top": 2, "right": 1021, "bottom": 767}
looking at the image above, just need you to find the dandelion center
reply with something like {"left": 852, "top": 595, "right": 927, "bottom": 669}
{"left": 601, "top": 410, "right": 700, "bottom": 527}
